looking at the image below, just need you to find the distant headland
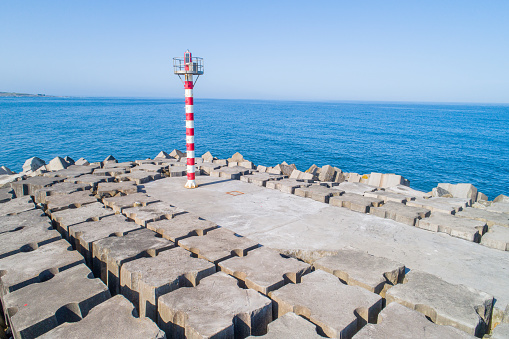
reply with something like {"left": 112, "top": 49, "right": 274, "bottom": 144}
{"left": 0, "top": 92, "right": 57, "bottom": 97}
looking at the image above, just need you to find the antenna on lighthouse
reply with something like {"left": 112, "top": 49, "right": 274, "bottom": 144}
{"left": 173, "top": 50, "right": 204, "bottom": 189}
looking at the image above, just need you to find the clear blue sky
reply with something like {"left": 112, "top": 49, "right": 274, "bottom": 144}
{"left": 1, "top": 1, "right": 508, "bottom": 103}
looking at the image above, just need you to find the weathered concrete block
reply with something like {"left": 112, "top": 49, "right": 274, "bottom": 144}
{"left": 135, "top": 158, "right": 156, "bottom": 165}
{"left": 92, "top": 228, "right": 174, "bottom": 294}
{"left": 121, "top": 247, "right": 215, "bottom": 320}
{"left": 34, "top": 182, "right": 92, "bottom": 204}
{"left": 146, "top": 212, "right": 218, "bottom": 245}
{"left": 0, "top": 223, "right": 61, "bottom": 259}
{"left": 219, "top": 247, "right": 311, "bottom": 295}
{"left": 294, "top": 185, "right": 344, "bottom": 203}
{"left": 240, "top": 172, "right": 284, "bottom": 187}
{"left": 96, "top": 181, "right": 138, "bottom": 198}
{"left": 416, "top": 213, "right": 487, "bottom": 242}
{"left": 0, "top": 166, "right": 14, "bottom": 175}
{"left": 198, "top": 162, "right": 221, "bottom": 175}
{"left": 364, "top": 190, "right": 414, "bottom": 204}
{"left": 64, "top": 174, "right": 115, "bottom": 188}
{"left": 370, "top": 201, "right": 430, "bottom": 226}
{"left": 247, "top": 312, "right": 322, "bottom": 339}
{"left": 213, "top": 158, "right": 228, "bottom": 166}
{"left": 494, "top": 194, "right": 509, "bottom": 203}
{"left": 0, "top": 239, "right": 84, "bottom": 296}
{"left": 131, "top": 164, "right": 167, "bottom": 173}
{"left": 492, "top": 323, "right": 509, "bottom": 339}
{"left": 103, "top": 155, "right": 118, "bottom": 164}
{"left": 406, "top": 197, "right": 469, "bottom": 214}
{"left": 0, "top": 209, "right": 50, "bottom": 234}
{"left": 434, "top": 183, "right": 478, "bottom": 202}
{"left": 22, "top": 157, "right": 45, "bottom": 173}
{"left": 480, "top": 225, "right": 509, "bottom": 251}
{"left": 201, "top": 151, "right": 215, "bottom": 162}
{"left": 269, "top": 269, "right": 382, "bottom": 339}
{"left": 69, "top": 215, "right": 141, "bottom": 266}
{"left": 329, "top": 193, "right": 383, "bottom": 213}
{"left": 117, "top": 171, "right": 162, "bottom": 184}
{"left": 386, "top": 270, "right": 494, "bottom": 337}
{"left": 158, "top": 272, "right": 272, "bottom": 338}
{"left": 385, "top": 184, "right": 432, "bottom": 199}
{"left": 210, "top": 166, "right": 251, "bottom": 180}
{"left": 0, "top": 187, "right": 14, "bottom": 203}
{"left": 314, "top": 249, "right": 404, "bottom": 297}
{"left": 10, "top": 176, "right": 64, "bottom": 197}
{"left": 93, "top": 167, "right": 129, "bottom": 177}
{"left": 486, "top": 202, "right": 509, "bottom": 215}
{"left": 103, "top": 161, "right": 135, "bottom": 169}
{"left": 319, "top": 165, "right": 335, "bottom": 182}
{"left": 45, "top": 191, "right": 98, "bottom": 213}
{"left": 354, "top": 302, "right": 475, "bottom": 339}
{"left": 456, "top": 207, "right": 509, "bottom": 227}
{"left": 50, "top": 202, "right": 115, "bottom": 237}
{"left": 178, "top": 227, "right": 259, "bottom": 264}
{"left": 103, "top": 192, "right": 159, "bottom": 213}
{"left": 228, "top": 152, "right": 245, "bottom": 163}
{"left": 290, "top": 169, "right": 315, "bottom": 181}
{"left": 168, "top": 166, "right": 186, "bottom": 177}
{"left": 266, "top": 179, "right": 312, "bottom": 194}
{"left": 169, "top": 149, "right": 185, "bottom": 159}
{"left": 155, "top": 151, "right": 171, "bottom": 159}
{"left": 122, "top": 202, "right": 185, "bottom": 227}
{"left": 0, "top": 196, "right": 36, "bottom": 217}
{"left": 46, "top": 156, "right": 70, "bottom": 171}
{"left": 3, "top": 264, "right": 110, "bottom": 339}
{"left": 335, "top": 182, "right": 378, "bottom": 195}
{"left": 43, "top": 165, "right": 95, "bottom": 178}
{"left": 75, "top": 157, "right": 89, "bottom": 166}
{"left": 39, "top": 294, "right": 166, "bottom": 338}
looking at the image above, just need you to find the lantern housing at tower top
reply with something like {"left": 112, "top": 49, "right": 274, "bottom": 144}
{"left": 173, "top": 50, "right": 204, "bottom": 75}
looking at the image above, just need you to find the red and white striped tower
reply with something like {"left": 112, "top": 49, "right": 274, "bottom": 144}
{"left": 173, "top": 50, "right": 204, "bottom": 189}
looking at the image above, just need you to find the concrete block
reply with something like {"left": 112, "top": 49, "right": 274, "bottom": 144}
{"left": 266, "top": 179, "right": 312, "bottom": 194}
{"left": 213, "top": 158, "right": 228, "bottom": 166}
{"left": 290, "top": 169, "right": 315, "bottom": 181}
{"left": 10, "top": 176, "right": 64, "bottom": 197}
{"left": 155, "top": 151, "right": 171, "bottom": 159}
{"left": 103, "top": 192, "right": 159, "bottom": 213}
{"left": 219, "top": 247, "right": 311, "bottom": 295}
{"left": 329, "top": 193, "right": 383, "bottom": 213}
{"left": 240, "top": 172, "right": 284, "bottom": 187}
{"left": 492, "top": 323, "right": 509, "bottom": 339}
{"left": 117, "top": 171, "right": 162, "bottom": 184}
{"left": 386, "top": 270, "right": 493, "bottom": 337}
{"left": 96, "top": 181, "right": 138, "bottom": 198}
{"left": 0, "top": 239, "right": 84, "bottom": 296}
{"left": 103, "top": 155, "right": 118, "bottom": 163}
{"left": 0, "top": 187, "right": 14, "bottom": 203}
{"left": 75, "top": 157, "right": 89, "bottom": 166}
{"left": 122, "top": 201, "right": 185, "bottom": 227}
{"left": 45, "top": 191, "right": 98, "bottom": 213}
{"left": 169, "top": 149, "right": 185, "bottom": 159}
{"left": 353, "top": 302, "right": 475, "bottom": 339}
{"left": 34, "top": 182, "right": 92, "bottom": 204}
{"left": 43, "top": 165, "right": 95, "bottom": 178}
{"left": 22, "top": 157, "right": 45, "bottom": 172}
{"left": 50, "top": 202, "right": 115, "bottom": 237}
{"left": 178, "top": 227, "right": 259, "bottom": 264}
{"left": 335, "top": 182, "right": 378, "bottom": 195}
{"left": 64, "top": 174, "right": 115, "bottom": 188}
{"left": 0, "top": 209, "right": 51, "bottom": 234}
{"left": 318, "top": 165, "right": 335, "bottom": 182}
{"left": 158, "top": 272, "right": 272, "bottom": 338}
{"left": 3, "top": 264, "right": 110, "bottom": 339}
{"left": 247, "top": 312, "right": 322, "bottom": 339}
{"left": 210, "top": 166, "right": 251, "bottom": 180}
{"left": 135, "top": 158, "right": 156, "bottom": 165}
{"left": 103, "top": 161, "right": 135, "bottom": 169}
{"left": 198, "top": 162, "right": 221, "bottom": 175}
{"left": 456, "top": 207, "right": 509, "bottom": 227}
{"left": 68, "top": 215, "right": 141, "bottom": 266}
{"left": 0, "top": 166, "right": 14, "bottom": 176}
{"left": 480, "top": 225, "right": 509, "bottom": 251}
{"left": 434, "top": 183, "right": 478, "bottom": 202}
{"left": 406, "top": 197, "right": 469, "bottom": 214}
{"left": 346, "top": 173, "right": 362, "bottom": 183}
{"left": 168, "top": 166, "right": 186, "bottom": 177}
{"left": 0, "top": 223, "right": 61, "bottom": 259}
{"left": 486, "top": 202, "right": 509, "bottom": 215}
{"left": 385, "top": 184, "right": 431, "bottom": 199}
{"left": 92, "top": 228, "right": 174, "bottom": 294}
{"left": 46, "top": 156, "right": 70, "bottom": 171}
{"left": 93, "top": 167, "right": 129, "bottom": 176}
{"left": 39, "top": 295, "right": 165, "bottom": 338}
{"left": 314, "top": 249, "right": 404, "bottom": 297}
{"left": 364, "top": 190, "right": 414, "bottom": 204}
{"left": 201, "top": 151, "right": 215, "bottom": 162}
{"left": 269, "top": 269, "right": 382, "bottom": 339}
{"left": 121, "top": 247, "right": 215, "bottom": 320}
{"left": 146, "top": 212, "right": 218, "bottom": 245}
{"left": 294, "top": 185, "right": 344, "bottom": 203}
{"left": 494, "top": 194, "right": 509, "bottom": 203}
{"left": 228, "top": 152, "right": 245, "bottom": 163}
{"left": 131, "top": 164, "right": 167, "bottom": 173}
{"left": 370, "top": 201, "right": 430, "bottom": 226}
{"left": 0, "top": 197, "right": 35, "bottom": 216}
{"left": 416, "top": 214, "right": 487, "bottom": 242}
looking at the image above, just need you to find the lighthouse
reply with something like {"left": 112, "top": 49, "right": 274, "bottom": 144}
{"left": 173, "top": 50, "right": 204, "bottom": 189}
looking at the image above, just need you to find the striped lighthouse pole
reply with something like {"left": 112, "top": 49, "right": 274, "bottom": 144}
{"left": 184, "top": 72, "right": 197, "bottom": 188}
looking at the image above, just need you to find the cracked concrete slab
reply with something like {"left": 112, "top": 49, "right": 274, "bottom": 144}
{"left": 34, "top": 182, "right": 92, "bottom": 204}
{"left": 219, "top": 246, "right": 311, "bottom": 295}
{"left": 92, "top": 228, "right": 174, "bottom": 294}
{"left": 370, "top": 202, "right": 430, "bottom": 226}
{"left": 38, "top": 295, "right": 165, "bottom": 339}
{"left": 178, "top": 227, "right": 259, "bottom": 264}
{"left": 0, "top": 209, "right": 51, "bottom": 234}
{"left": 68, "top": 215, "right": 141, "bottom": 265}
{"left": 0, "top": 224, "right": 61, "bottom": 259}
{"left": 50, "top": 202, "right": 115, "bottom": 237}
{"left": 158, "top": 272, "right": 272, "bottom": 338}
{"left": 3, "top": 264, "right": 110, "bottom": 339}
{"left": 122, "top": 202, "right": 186, "bottom": 226}
{"left": 353, "top": 302, "right": 475, "bottom": 339}
{"left": 120, "top": 247, "right": 215, "bottom": 320}
{"left": 386, "top": 270, "right": 494, "bottom": 337}
{"left": 0, "top": 197, "right": 35, "bottom": 216}
{"left": 247, "top": 312, "right": 322, "bottom": 339}
{"left": 96, "top": 181, "right": 138, "bottom": 198}
{"left": 45, "top": 191, "right": 98, "bottom": 213}
{"left": 269, "top": 269, "right": 382, "bottom": 339}
{"left": 0, "top": 239, "right": 84, "bottom": 296}
{"left": 416, "top": 213, "right": 487, "bottom": 242}
{"left": 456, "top": 208, "right": 509, "bottom": 227}
{"left": 146, "top": 212, "right": 218, "bottom": 245}
{"left": 103, "top": 192, "right": 159, "bottom": 213}
{"left": 329, "top": 193, "right": 383, "bottom": 213}
{"left": 314, "top": 249, "right": 405, "bottom": 297}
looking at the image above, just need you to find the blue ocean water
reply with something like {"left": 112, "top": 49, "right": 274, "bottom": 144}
{"left": 0, "top": 97, "right": 508, "bottom": 199}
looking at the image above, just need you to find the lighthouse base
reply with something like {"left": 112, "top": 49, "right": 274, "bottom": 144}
{"left": 185, "top": 180, "right": 198, "bottom": 189}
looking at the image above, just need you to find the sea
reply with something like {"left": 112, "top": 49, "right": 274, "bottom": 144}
{"left": 0, "top": 97, "right": 508, "bottom": 199}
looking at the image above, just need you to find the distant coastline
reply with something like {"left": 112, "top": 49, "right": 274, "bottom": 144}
{"left": 0, "top": 92, "right": 59, "bottom": 98}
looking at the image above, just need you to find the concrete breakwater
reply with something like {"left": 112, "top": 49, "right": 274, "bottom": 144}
{"left": 0, "top": 150, "right": 508, "bottom": 338}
